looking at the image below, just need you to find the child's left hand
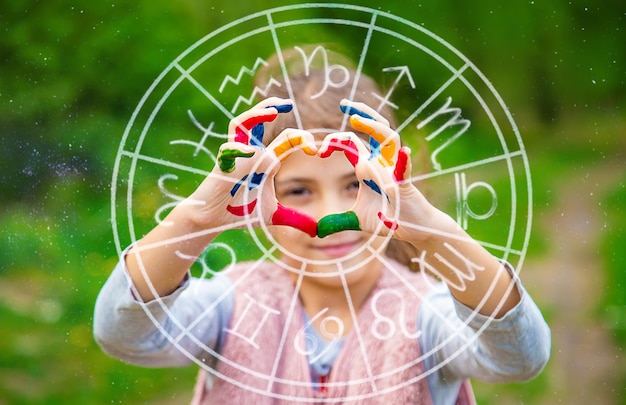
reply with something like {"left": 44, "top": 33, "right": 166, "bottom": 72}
{"left": 317, "top": 100, "right": 441, "bottom": 242}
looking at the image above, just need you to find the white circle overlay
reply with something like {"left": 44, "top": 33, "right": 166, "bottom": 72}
{"left": 110, "top": 3, "right": 533, "bottom": 401}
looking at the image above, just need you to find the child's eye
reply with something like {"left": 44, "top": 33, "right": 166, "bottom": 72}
{"left": 348, "top": 180, "right": 360, "bottom": 191}
{"left": 346, "top": 180, "right": 360, "bottom": 197}
{"left": 277, "top": 186, "right": 311, "bottom": 201}
{"left": 286, "top": 187, "right": 310, "bottom": 197}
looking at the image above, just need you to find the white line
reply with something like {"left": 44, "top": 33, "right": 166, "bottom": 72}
{"left": 120, "top": 150, "right": 211, "bottom": 177}
{"left": 173, "top": 245, "right": 281, "bottom": 344}
{"left": 396, "top": 63, "right": 470, "bottom": 133}
{"left": 338, "top": 261, "right": 379, "bottom": 393}
{"left": 267, "top": 12, "right": 304, "bottom": 130}
{"left": 410, "top": 150, "right": 525, "bottom": 182}
{"left": 174, "top": 63, "right": 233, "bottom": 118}
{"left": 266, "top": 262, "right": 306, "bottom": 392}
{"left": 341, "top": 12, "right": 378, "bottom": 132}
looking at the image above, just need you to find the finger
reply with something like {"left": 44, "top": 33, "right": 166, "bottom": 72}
{"left": 228, "top": 98, "right": 293, "bottom": 145}
{"left": 349, "top": 114, "right": 400, "bottom": 167}
{"left": 377, "top": 211, "right": 399, "bottom": 231}
{"left": 216, "top": 142, "right": 256, "bottom": 173}
{"left": 270, "top": 128, "right": 317, "bottom": 161}
{"left": 271, "top": 203, "right": 318, "bottom": 238}
{"left": 393, "top": 146, "right": 412, "bottom": 184}
{"left": 317, "top": 211, "right": 361, "bottom": 238}
{"left": 339, "top": 99, "right": 390, "bottom": 127}
{"left": 318, "top": 132, "right": 369, "bottom": 167}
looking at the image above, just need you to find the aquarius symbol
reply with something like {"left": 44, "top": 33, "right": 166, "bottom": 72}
{"left": 231, "top": 77, "right": 283, "bottom": 113}
{"left": 219, "top": 57, "right": 269, "bottom": 93}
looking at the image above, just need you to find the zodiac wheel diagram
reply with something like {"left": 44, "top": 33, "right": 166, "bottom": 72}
{"left": 111, "top": 3, "right": 533, "bottom": 401}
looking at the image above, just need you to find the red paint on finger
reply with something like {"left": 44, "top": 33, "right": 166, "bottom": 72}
{"left": 234, "top": 128, "right": 249, "bottom": 144}
{"left": 271, "top": 203, "right": 318, "bottom": 237}
{"left": 393, "top": 148, "right": 409, "bottom": 183}
{"left": 320, "top": 139, "right": 359, "bottom": 167}
{"left": 243, "top": 113, "right": 278, "bottom": 130}
{"left": 378, "top": 211, "right": 398, "bottom": 231}
{"left": 234, "top": 112, "right": 279, "bottom": 144}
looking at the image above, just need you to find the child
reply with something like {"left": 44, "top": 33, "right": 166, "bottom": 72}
{"left": 94, "top": 49, "right": 550, "bottom": 404}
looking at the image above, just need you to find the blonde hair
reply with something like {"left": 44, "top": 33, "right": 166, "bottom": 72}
{"left": 255, "top": 46, "right": 421, "bottom": 271}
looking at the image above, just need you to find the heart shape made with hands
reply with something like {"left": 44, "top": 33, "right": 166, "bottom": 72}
{"left": 218, "top": 97, "right": 411, "bottom": 239}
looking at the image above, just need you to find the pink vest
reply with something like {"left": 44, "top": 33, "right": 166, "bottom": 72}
{"left": 191, "top": 260, "right": 475, "bottom": 404}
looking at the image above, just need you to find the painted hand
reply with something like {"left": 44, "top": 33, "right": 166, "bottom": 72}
{"left": 316, "top": 99, "right": 417, "bottom": 239}
{"left": 191, "top": 98, "right": 320, "bottom": 236}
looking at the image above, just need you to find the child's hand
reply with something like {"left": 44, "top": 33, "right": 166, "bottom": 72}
{"left": 186, "top": 97, "right": 290, "bottom": 229}
{"left": 187, "top": 98, "right": 319, "bottom": 236}
{"left": 317, "top": 100, "right": 439, "bottom": 241}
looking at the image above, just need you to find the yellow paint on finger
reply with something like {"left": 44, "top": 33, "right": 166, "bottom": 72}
{"left": 350, "top": 116, "right": 396, "bottom": 167}
{"left": 378, "top": 144, "right": 396, "bottom": 167}
{"left": 273, "top": 135, "right": 316, "bottom": 160}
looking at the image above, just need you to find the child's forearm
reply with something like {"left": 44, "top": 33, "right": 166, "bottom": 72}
{"left": 411, "top": 214, "right": 521, "bottom": 318}
{"left": 125, "top": 202, "right": 219, "bottom": 302}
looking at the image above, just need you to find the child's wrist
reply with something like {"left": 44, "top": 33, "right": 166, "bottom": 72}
{"left": 170, "top": 199, "right": 218, "bottom": 233}
{"left": 403, "top": 209, "right": 461, "bottom": 246}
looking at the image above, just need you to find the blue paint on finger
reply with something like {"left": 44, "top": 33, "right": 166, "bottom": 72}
{"left": 251, "top": 124, "right": 265, "bottom": 147}
{"left": 363, "top": 179, "right": 382, "bottom": 195}
{"left": 363, "top": 179, "right": 391, "bottom": 202}
{"left": 368, "top": 136, "right": 381, "bottom": 160}
{"left": 248, "top": 104, "right": 293, "bottom": 147}
{"left": 340, "top": 104, "right": 375, "bottom": 120}
{"left": 230, "top": 175, "right": 249, "bottom": 197}
{"left": 269, "top": 104, "right": 293, "bottom": 114}
{"left": 248, "top": 172, "right": 265, "bottom": 190}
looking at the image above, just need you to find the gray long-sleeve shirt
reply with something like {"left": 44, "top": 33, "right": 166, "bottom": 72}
{"left": 94, "top": 258, "right": 551, "bottom": 405}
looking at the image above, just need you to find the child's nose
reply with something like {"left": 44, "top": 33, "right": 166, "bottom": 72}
{"left": 315, "top": 192, "right": 355, "bottom": 220}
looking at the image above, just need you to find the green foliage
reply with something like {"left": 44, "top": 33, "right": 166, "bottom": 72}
{"left": 1, "top": 0, "right": 624, "bottom": 403}
{"left": 596, "top": 171, "right": 626, "bottom": 403}
{"left": 599, "top": 174, "right": 626, "bottom": 343}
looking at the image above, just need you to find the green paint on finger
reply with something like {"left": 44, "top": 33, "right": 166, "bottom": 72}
{"left": 317, "top": 211, "right": 361, "bottom": 238}
{"left": 218, "top": 149, "right": 255, "bottom": 173}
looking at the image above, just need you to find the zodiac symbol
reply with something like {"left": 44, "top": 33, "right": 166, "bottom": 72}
{"left": 455, "top": 172, "right": 498, "bottom": 230}
{"left": 295, "top": 45, "right": 351, "bottom": 99}
{"left": 370, "top": 289, "right": 422, "bottom": 340}
{"left": 219, "top": 57, "right": 269, "bottom": 93}
{"left": 154, "top": 174, "right": 187, "bottom": 226}
{"left": 224, "top": 293, "right": 281, "bottom": 350}
{"left": 371, "top": 66, "right": 416, "bottom": 111}
{"left": 294, "top": 308, "right": 345, "bottom": 364}
{"left": 411, "top": 242, "right": 485, "bottom": 291}
{"left": 175, "top": 242, "right": 237, "bottom": 278}
{"left": 418, "top": 96, "right": 471, "bottom": 171}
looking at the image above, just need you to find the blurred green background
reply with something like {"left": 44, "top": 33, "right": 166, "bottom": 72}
{"left": 1, "top": 0, "right": 624, "bottom": 404}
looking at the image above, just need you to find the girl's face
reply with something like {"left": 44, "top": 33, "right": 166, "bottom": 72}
{"left": 270, "top": 148, "right": 384, "bottom": 283}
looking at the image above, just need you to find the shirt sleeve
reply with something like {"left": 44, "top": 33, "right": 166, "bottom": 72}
{"left": 93, "top": 254, "right": 234, "bottom": 368}
{"left": 419, "top": 266, "right": 551, "bottom": 404}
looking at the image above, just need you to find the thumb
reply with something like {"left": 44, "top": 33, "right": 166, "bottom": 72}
{"left": 393, "top": 146, "right": 412, "bottom": 184}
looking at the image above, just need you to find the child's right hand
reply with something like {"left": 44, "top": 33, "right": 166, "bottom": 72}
{"left": 185, "top": 98, "right": 318, "bottom": 235}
